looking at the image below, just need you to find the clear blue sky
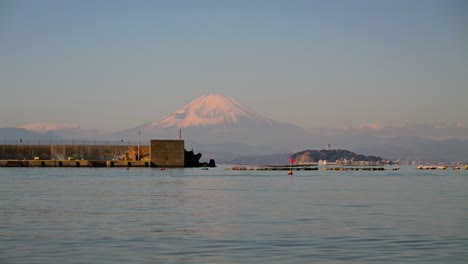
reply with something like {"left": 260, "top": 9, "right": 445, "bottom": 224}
{"left": 1, "top": 0, "right": 467, "bottom": 134}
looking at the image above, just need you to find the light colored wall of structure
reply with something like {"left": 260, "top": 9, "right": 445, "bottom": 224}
{"left": 0, "top": 144, "right": 150, "bottom": 161}
{"left": 150, "top": 140, "right": 185, "bottom": 167}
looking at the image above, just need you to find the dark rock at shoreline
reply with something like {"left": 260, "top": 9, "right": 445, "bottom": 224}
{"left": 184, "top": 149, "right": 216, "bottom": 167}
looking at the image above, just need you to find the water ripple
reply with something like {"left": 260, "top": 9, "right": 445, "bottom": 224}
{"left": 1, "top": 167, "right": 467, "bottom": 263}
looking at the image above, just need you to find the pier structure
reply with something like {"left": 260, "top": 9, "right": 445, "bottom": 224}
{"left": 0, "top": 139, "right": 190, "bottom": 168}
{"left": 322, "top": 165, "right": 385, "bottom": 171}
{"left": 0, "top": 140, "right": 149, "bottom": 161}
{"left": 417, "top": 165, "right": 466, "bottom": 170}
{"left": 232, "top": 164, "right": 318, "bottom": 171}
{"left": 0, "top": 159, "right": 150, "bottom": 168}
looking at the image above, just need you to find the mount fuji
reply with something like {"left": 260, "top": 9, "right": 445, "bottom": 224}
{"left": 149, "top": 94, "right": 275, "bottom": 128}
{"left": 2, "top": 93, "right": 467, "bottom": 162}
{"left": 108, "top": 94, "right": 315, "bottom": 155}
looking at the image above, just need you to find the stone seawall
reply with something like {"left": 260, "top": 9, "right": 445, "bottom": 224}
{"left": 0, "top": 144, "right": 150, "bottom": 161}
{"left": 0, "top": 160, "right": 152, "bottom": 167}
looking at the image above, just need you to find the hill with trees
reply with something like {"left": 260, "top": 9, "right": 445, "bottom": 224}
{"left": 226, "top": 149, "right": 382, "bottom": 165}
{"left": 291, "top": 149, "right": 382, "bottom": 163}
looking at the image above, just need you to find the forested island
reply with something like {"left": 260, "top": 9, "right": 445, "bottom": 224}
{"left": 291, "top": 149, "right": 382, "bottom": 163}
{"left": 228, "top": 149, "right": 383, "bottom": 165}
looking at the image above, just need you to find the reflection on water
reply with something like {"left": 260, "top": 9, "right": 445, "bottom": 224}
{"left": 1, "top": 166, "right": 467, "bottom": 263}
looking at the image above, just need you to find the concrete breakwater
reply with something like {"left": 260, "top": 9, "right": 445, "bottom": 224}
{"left": 0, "top": 140, "right": 215, "bottom": 168}
{"left": 0, "top": 144, "right": 149, "bottom": 161}
{"left": 0, "top": 159, "right": 151, "bottom": 167}
{"left": 232, "top": 164, "right": 318, "bottom": 171}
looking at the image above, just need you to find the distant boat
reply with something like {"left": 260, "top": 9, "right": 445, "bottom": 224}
{"left": 392, "top": 167, "right": 400, "bottom": 170}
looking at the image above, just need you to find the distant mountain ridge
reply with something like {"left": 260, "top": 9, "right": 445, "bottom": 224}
{"left": 0, "top": 127, "right": 63, "bottom": 141}
{"left": 227, "top": 153, "right": 293, "bottom": 165}
{"left": 1, "top": 94, "right": 468, "bottom": 162}
{"left": 20, "top": 122, "right": 100, "bottom": 138}
{"left": 352, "top": 137, "right": 468, "bottom": 162}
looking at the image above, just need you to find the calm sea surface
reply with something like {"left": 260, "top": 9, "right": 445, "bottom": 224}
{"left": 0, "top": 166, "right": 467, "bottom": 263}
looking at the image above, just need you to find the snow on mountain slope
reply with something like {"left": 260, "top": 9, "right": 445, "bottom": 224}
{"left": 148, "top": 94, "right": 274, "bottom": 128}
{"left": 20, "top": 122, "right": 101, "bottom": 138}
{"left": 21, "top": 122, "right": 80, "bottom": 133}
{"left": 0, "top": 127, "right": 63, "bottom": 140}
{"left": 107, "top": 94, "right": 316, "bottom": 153}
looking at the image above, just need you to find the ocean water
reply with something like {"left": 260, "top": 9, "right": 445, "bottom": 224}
{"left": 0, "top": 166, "right": 467, "bottom": 263}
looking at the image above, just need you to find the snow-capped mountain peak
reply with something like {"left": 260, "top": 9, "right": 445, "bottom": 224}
{"left": 21, "top": 122, "right": 79, "bottom": 133}
{"left": 20, "top": 122, "right": 100, "bottom": 138}
{"left": 106, "top": 93, "right": 313, "bottom": 151}
{"left": 149, "top": 94, "right": 273, "bottom": 128}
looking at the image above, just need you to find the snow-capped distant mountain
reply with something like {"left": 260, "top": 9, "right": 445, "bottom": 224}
{"left": 0, "top": 127, "right": 63, "bottom": 141}
{"left": 20, "top": 122, "right": 101, "bottom": 139}
{"left": 108, "top": 94, "right": 316, "bottom": 153}
{"left": 2, "top": 93, "right": 467, "bottom": 161}
{"left": 149, "top": 94, "right": 274, "bottom": 128}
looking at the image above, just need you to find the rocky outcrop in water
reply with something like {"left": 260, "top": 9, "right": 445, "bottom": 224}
{"left": 184, "top": 149, "right": 216, "bottom": 167}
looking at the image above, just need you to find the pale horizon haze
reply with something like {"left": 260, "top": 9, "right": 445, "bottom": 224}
{"left": 1, "top": 0, "right": 467, "bottom": 139}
